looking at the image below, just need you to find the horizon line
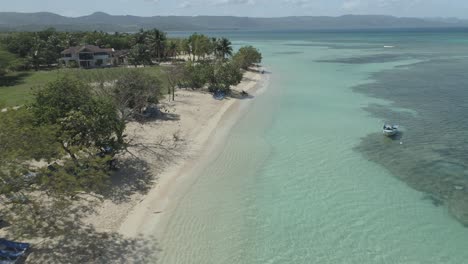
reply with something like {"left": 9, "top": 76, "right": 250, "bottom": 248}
{"left": 1, "top": 11, "right": 466, "bottom": 21}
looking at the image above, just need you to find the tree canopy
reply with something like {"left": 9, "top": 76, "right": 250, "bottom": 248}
{"left": 0, "top": 47, "right": 20, "bottom": 76}
{"left": 0, "top": 76, "right": 128, "bottom": 238}
{"left": 233, "top": 46, "right": 263, "bottom": 70}
{"left": 111, "top": 70, "right": 162, "bottom": 118}
{"left": 32, "top": 77, "right": 126, "bottom": 159}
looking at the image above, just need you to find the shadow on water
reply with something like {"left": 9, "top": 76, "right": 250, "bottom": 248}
{"left": 353, "top": 57, "right": 468, "bottom": 227}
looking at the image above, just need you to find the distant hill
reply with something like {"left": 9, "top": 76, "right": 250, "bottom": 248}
{"left": 1, "top": 12, "right": 468, "bottom": 32}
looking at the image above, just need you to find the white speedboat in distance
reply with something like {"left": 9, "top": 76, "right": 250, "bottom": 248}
{"left": 383, "top": 124, "right": 399, "bottom": 137}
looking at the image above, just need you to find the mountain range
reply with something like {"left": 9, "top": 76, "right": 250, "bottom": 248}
{"left": 1, "top": 12, "right": 468, "bottom": 32}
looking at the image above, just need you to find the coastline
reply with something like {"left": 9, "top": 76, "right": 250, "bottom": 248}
{"left": 108, "top": 68, "right": 268, "bottom": 238}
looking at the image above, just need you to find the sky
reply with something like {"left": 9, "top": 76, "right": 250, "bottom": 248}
{"left": 1, "top": 0, "right": 468, "bottom": 18}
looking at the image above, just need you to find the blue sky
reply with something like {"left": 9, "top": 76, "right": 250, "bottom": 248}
{"left": 2, "top": 0, "right": 468, "bottom": 18}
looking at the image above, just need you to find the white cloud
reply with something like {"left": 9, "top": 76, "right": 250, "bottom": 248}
{"left": 283, "top": 0, "right": 310, "bottom": 8}
{"left": 211, "top": 0, "right": 256, "bottom": 6}
{"left": 179, "top": 1, "right": 193, "bottom": 8}
{"left": 342, "top": 0, "right": 361, "bottom": 10}
{"left": 342, "top": 0, "right": 423, "bottom": 12}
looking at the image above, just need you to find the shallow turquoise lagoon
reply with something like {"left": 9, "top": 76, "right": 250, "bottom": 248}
{"left": 158, "top": 31, "right": 468, "bottom": 264}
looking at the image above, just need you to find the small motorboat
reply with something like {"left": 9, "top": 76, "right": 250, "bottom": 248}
{"left": 383, "top": 124, "right": 399, "bottom": 137}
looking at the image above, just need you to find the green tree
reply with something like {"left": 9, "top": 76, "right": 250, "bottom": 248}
{"left": 180, "top": 38, "right": 192, "bottom": 60}
{"left": 28, "top": 35, "right": 46, "bottom": 71}
{"left": 166, "top": 64, "right": 184, "bottom": 101}
{"left": 166, "top": 39, "right": 179, "bottom": 59}
{"left": 32, "top": 77, "right": 126, "bottom": 160}
{"left": 0, "top": 80, "right": 125, "bottom": 238}
{"left": 0, "top": 48, "right": 18, "bottom": 76}
{"left": 208, "top": 61, "right": 243, "bottom": 93}
{"left": 181, "top": 62, "right": 213, "bottom": 89}
{"left": 132, "top": 29, "right": 148, "bottom": 46}
{"left": 232, "top": 46, "right": 262, "bottom": 70}
{"left": 146, "top": 29, "right": 167, "bottom": 62}
{"left": 43, "top": 34, "right": 64, "bottom": 66}
{"left": 127, "top": 44, "right": 151, "bottom": 67}
{"left": 111, "top": 71, "right": 162, "bottom": 118}
{"left": 188, "top": 33, "right": 212, "bottom": 61}
{"left": 215, "top": 38, "right": 233, "bottom": 60}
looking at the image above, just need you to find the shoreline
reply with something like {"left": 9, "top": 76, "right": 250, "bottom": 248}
{"left": 116, "top": 68, "right": 269, "bottom": 238}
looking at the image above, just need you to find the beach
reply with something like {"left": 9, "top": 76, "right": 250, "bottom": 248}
{"left": 84, "top": 69, "right": 266, "bottom": 235}
{"left": 53, "top": 31, "right": 468, "bottom": 264}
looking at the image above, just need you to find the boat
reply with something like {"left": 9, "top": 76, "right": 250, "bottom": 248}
{"left": 383, "top": 124, "right": 399, "bottom": 136}
{"left": 213, "top": 91, "right": 226, "bottom": 100}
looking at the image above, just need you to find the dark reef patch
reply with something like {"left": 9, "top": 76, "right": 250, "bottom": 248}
{"left": 353, "top": 57, "right": 468, "bottom": 226}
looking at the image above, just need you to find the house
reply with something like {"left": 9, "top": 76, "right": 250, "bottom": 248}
{"left": 60, "top": 45, "right": 116, "bottom": 68}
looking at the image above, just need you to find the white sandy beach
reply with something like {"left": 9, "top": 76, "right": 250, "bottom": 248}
{"left": 85, "top": 69, "right": 266, "bottom": 237}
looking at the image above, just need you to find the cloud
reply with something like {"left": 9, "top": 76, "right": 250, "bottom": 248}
{"left": 144, "top": 0, "right": 160, "bottom": 3}
{"left": 179, "top": 1, "right": 193, "bottom": 8}
{"left": 342, "top": 0, "right": 361, "bottom": 10}
{"left": 211, "top": 0, "right": 256, "bottom": 6}
{"left": 342, "top": 0, "right": 423, "bottom": 11}
{"left": 283, "top": 0, "right": 310, "bottom": 8}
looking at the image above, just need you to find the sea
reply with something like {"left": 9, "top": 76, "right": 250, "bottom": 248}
{"left": 158, "top": 29, "right": 468, "bottom": 263}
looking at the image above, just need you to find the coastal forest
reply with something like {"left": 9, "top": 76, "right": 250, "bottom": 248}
{"left": 0, "top": 28, "right": 262, "bottom": 262}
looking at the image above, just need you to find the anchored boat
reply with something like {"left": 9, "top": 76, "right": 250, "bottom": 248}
{"left": 383, "top": 124, "right": 399, "bottom": 137}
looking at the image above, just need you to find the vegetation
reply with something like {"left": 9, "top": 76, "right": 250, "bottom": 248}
{"left": 32, "top": 78, "right": 126, "bottom": 159}
{"left": 0, "top": 79, "right": 123, "bottom": 237}
{"left": 110, "top": 70, "right": 162, "bottom": 118}
{"left": 0, "top": 27, "right": 263, "bottom": 262}
{"left": 128, "top": 44, "right": 152, "bottom": 67}
{"left": 233, "top": 46, "right": 263, "bottom": 70}
{"left": 1, "top": 28, "right": 134, "bottom": 70}
{"left": 0, "top": 48, "right": 19, "bottom": 76}
{"left": 0, "top": 67, "right": 168, "bottom": 106}
{"left": 207, "top": 61, "right": 243, "bottom": 93}
{"left": 215, "top": 38, "right": 233, "bottom": 60}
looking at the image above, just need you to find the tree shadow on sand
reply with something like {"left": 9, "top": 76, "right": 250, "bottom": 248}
{"left": 103, "top": 131, "right": 185, "bottom": 204}
{"left": 6, "top": 200, "right": 160, "bottom": 264}
{"left": 27, "top": 228, "right": 159, "bottom": 264}
{"left": 104, "top": 158, "right": 156, "bottom": 203}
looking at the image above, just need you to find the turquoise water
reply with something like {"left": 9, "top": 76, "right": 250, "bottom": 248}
{"left": 158, "top": 31, "right": 468, "bottom": 263}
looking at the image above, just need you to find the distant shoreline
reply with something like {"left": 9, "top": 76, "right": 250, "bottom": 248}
{"left": 3, "top": 12, "right": 468, "bottom": 32}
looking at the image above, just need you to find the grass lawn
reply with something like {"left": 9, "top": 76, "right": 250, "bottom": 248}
{"left": 0, "top": 66, "right": 169, "bottom": 107}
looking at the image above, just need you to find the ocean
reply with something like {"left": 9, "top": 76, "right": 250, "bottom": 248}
{"left": 158, "top": 30, "right": 468, "bottom": 263}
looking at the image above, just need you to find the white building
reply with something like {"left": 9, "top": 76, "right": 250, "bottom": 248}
{"left": 60, "top": 45, "right": 115, "bottom": 68}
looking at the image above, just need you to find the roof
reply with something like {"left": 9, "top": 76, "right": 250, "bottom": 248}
{"left": 114, "top": 49, "right": 129, "bottom": 57}
{"left": 61, "top": 45, "right": 114, "bottom": 54}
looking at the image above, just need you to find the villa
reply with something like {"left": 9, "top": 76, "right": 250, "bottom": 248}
{"left": 60, "top": 45, "right": 116, "bottom": 68}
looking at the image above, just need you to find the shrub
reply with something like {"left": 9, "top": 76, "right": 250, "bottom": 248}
{"left": 232, "top": 46, "right": 262, "bottom": 70}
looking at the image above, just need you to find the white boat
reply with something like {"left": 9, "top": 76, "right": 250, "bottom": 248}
{"left": 383, "top": 124, "right": 399, "bottom": 136}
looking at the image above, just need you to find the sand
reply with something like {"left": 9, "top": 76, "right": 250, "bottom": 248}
{"left": 85, "top": 69, "right": 266, "bottom": 235}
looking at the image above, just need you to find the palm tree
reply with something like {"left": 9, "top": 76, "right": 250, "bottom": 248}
{"left": 133, "top": 29, "right": 147, "bottom": 45}
{"left": 166, "top": 40, "right": 178, "bottom": 60}
{"left": 215, "top": 38, "right": 233, "bottom": 60}
{"left": 145, "top": 29, "right": 167, "bottom": 63}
